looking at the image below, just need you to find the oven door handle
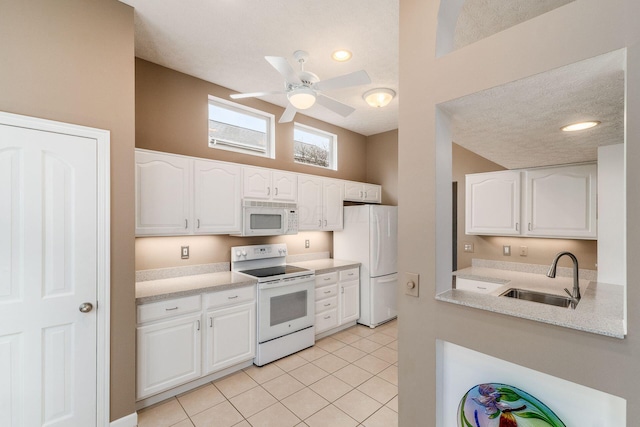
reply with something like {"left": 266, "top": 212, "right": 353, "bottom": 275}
{"left": 259, "top": 277, "right": 314, "bottom": 291}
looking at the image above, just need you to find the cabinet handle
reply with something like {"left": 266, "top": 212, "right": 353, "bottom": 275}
{"left": 209, "top": 317, "right": 213, "bottom": 327}
{"left": 323, "top": 277, "right": 331, "bottom": 281}
{"left": 319, "top": 219, "right": 322, "bottom": 227}
{"left": 324, "top": 303, "right": 331, "bottom": 307}
{"left": 477, "top": 286, "right": 487, "bottom": 290}
{"left": 324, "top": 290, "right": 331, "bottom": 294}
{"left": 341, "top": 287, "right": 344, "bottom": 294}
{"left": 324, "top": 219, "right": 327, "bottom": 227}
{"left": 359, "top": 190, "right": 363, "bottom": 198}
{"left": 185, "top": 219, "right": 188, "bottom": 229}
{"left": 348, "top": 273, "right": 354, "bottom": 276}
{"left": 516, "top": 222, "right": 519, "bottom": 231}
{"left": 197, "top": 219, "right": 200, "bottom": 229}
{"left": 196, "top": 320, "right": 200, "bottom": 331}
{"left": 165, "top": 307, "right": 178, "bottom": 311}
{"left": 364, "top": 191, "right": 368, "bottom": 199}
{"left": 267, "top": 186, "right": 271, "bottom": 196}
{"left": 275, "top": 187, "right": 278, "bottom": 196}
{"left": 324, "top": 315, "right": 331, "bottom": 320}
{"left": 228, "top": 295, "right": 238, "bottom": 299}
{"left": 528, "top": 223, "right": 532, "bottom": 231}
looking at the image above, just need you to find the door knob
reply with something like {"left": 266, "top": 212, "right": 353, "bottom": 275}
{"left": 79, "top": 302, "right": 93, "bottom": 313}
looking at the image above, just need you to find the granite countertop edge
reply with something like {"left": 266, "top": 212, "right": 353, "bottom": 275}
{"left": 289, "top": 258, "right": 360, "bottom": 275}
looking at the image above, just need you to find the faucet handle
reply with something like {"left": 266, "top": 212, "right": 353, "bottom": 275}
{"left": 564, "top": 288, "right": 573, "bottom": 298}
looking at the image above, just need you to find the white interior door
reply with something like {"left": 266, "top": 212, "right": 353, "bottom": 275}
{"left": 0, "top": 121, "right": 101, "bottom": 426}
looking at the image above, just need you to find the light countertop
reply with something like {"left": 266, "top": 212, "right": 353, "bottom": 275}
{"left": 289, "top": 258, "right": 360, "bottom": 275}
{"left": 436, "top": 266, "right": 625, "bottom": 339}
{"left": 136, "top": 271, "right": 257, "bottom": 304}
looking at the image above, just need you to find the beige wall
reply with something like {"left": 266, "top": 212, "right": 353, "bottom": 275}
{"left": 366, "top": 129, "right": 399, "bottom": 206}
{"left": 399, "top": 0, "right": 640, "bottom": 425}
{"left": 453, "top": 143, "right": 598, "bottom": 270}
{"left": 136, "top": 58, "right": 367, "bottom": 181}
{"left": 0, "top": 0, "right": 136, "bottom": 421}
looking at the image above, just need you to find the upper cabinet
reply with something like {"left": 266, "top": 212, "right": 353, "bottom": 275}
{"left": 242, "top": 166, "right": 297, "bottom": 202}
{"left": 465, "top": 164, "right": 597, "bottom": 240}
{"left": 135, "top": 150, "right": 242, "bottom": 236}
{"left": 298, "top": 175, "right": 344, "bottom": 231}
{"left": 344, "top": 181, "right": 382, "bottom": 204}
{"left": 465, "top": 170, "right": 521, "bottom": 236}
{"left": 524, "top": 164, "right": 597, "bottom": 239}
{"left": 135, "top": 150, "right": 193, "bottom": 235}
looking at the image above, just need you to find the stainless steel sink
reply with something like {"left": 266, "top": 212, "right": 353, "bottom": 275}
{"left": 500, "top": 288, "right": 577, "bottom": 308}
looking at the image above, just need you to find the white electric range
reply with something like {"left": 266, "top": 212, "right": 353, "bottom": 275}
{"left": 231, "top": 243, "right": 315, "bottom": 366}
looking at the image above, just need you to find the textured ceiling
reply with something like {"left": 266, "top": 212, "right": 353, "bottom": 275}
{"left": 439, "top": 49, "right": 625, "bottom": 169}
{"left": 454, "top": 0, "right": 575, "bottom": 50}
{"left": 119, "top": 0, "right": 399, "bottom": 136}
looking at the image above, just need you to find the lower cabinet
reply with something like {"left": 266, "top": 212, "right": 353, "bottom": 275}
{"left": 136, "top": 286, "right": 256, "bottom": 400}
{"left": 315, "top": 267, "right": 360, "bottom": 335}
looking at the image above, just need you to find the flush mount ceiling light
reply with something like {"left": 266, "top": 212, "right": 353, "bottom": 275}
{"left": 561, "top": 121, "right": 601, "bottom": 132}
{"left": 287, "top": 86, "right": 316, "bottom": 110}
{"left": 363, "top": 88, "right": 396, "bottom": 108}
{"left": 331, "top": 50, "right": 352, "bottom": 62}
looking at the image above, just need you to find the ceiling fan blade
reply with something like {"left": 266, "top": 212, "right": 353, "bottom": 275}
{"left": 230, "top": 90, "right": 284, "bottom": 99}
{"left": 278, "top": 103, "right": 297, "bottom": 123}
{"left": 314, "top": 70, "right": 371, "bottom": 92}
{"left": 316, "top": 94, "right": 356, "bottom": 118}
{"left": 265, "top": 56, "right": 302, "bottom": 85}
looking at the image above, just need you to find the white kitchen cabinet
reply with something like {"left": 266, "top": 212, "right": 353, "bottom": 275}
{"left": 243, "top": 166, "right": 297, "bottom": 202}
{"left": 135, "top": 149, "right": 243, "bottom": 236}
{"left": 204, "top": 302, "right": 255, "bottom": 374}
{"left": 136, "top": 312, "right": 202, "bottom": 399}
{"left": 135, "top": 150, "right": 193, "bottom": 235}
{"left": 465, "top": 170, "right": 521, "bottom": 236}
{"left": 339, "top": 278, "right": 360, "bottom": 325}
{"left": 194, "top": 159, "right": 242, "bottom": 234}
{"left": 524, "top": 164, "right": 597, "bottom": 239}
{"left": 315, "top": 268, "right": 360, "bottom": 336}
{"left": 344, "top": 181, "right": 382, "bottom": 203}
{"left": 298, "top": 175, "right": 344, "bottom": 231}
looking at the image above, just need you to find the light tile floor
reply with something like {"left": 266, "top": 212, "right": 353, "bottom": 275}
{"left": 138, "top": 319, "right": 398, "bottom": 427}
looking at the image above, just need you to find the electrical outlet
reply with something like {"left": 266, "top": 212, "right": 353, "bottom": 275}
{"left": 520, "top": 246, "right": 528, "bottom": 256}
{"left": 463, "top": 242, "right": 474, "bottom": 253}
{"left": 305, "top": 239, "right": 310, "bottom": 249}
{"left": 503, "top": 245, "right": 511, "bottom": 256}
{"left": 181, "top": 246, "right": 189, "bottom": 259}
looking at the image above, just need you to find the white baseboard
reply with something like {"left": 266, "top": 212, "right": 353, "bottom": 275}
{"left": 110, "top": 412, "right": 138, "bottom": 427}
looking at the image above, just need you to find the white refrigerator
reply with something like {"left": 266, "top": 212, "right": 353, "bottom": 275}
{"left": 333, "top": 205, "right": 398, "bottom": 328}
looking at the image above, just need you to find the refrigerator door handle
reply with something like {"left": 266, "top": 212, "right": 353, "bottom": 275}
{"left": 374, "top": 213, "right": 381, "bottom": 272}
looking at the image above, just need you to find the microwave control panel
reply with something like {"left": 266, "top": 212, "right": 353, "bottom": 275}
{"left": 286, "top": 210, "right": 298, "bottom": 233}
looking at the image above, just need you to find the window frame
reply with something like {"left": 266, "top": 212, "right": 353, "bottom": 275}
{"left": 293, "top": 122, "right": 338, "bottom": 171}
{"left": 207, "top": 95, "right": 276, "bottom": 159}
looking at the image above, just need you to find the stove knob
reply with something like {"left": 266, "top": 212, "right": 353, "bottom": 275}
{"left": 241, "top": 250, "right": 247, "bottom": 257}
{"left": 235, "top": 250, "right": 241, "bottom": 258}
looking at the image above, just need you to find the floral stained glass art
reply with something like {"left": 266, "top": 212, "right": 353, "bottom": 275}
{"left": 457, "top": 383, "right": 566, "bottom": 427}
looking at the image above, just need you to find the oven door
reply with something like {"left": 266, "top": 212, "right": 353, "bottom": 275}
{"left": 257, "top": 277, "right": 314, "bottom": 343}
{"left": 243, "top": 207, "right": 286, "bottom": 236}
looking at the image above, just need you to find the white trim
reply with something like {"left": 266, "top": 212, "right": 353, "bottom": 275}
{"left": 109, "top": 412, "right": 138, "bottom": 427}
{"left": 0, "top": 111, "right": 111, "bottom": 427}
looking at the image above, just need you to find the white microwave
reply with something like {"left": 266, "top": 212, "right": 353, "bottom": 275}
{"left": 236, "top": 200, "right": 299, "bottom": 236}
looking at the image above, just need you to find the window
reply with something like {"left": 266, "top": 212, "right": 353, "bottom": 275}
{"left": 208, "top": 95, "right": 275, "bottom": 158}
{"left": 293, "top": 123, "right": 337, "bottom": 170}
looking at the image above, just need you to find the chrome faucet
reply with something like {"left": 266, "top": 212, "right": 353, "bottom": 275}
{"left": 546, "top": 251, "right": 581, "bottom": 303}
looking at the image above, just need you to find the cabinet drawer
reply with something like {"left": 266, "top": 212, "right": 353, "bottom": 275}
{"left": 137, "top": 294, "right": 202, "bottom": 324}
{"left": 206, "top": 285, "right": 255, "bottom": 309}
{"left": 315, "top": 309, "right": 339, "bottom": 333}
{"left": 316, "top": 272, "right": 338, "bottom": 287}
{"left": 339, "top": 268, "right": 359, "bottom": 281}
{"left": 315, "top": 296, "right": 337, "bottom": 313}
{"left": 315, "top": 284, "right": 338, "bottom": 300}
{"left": 455, "top": 277, "right": 504, "bottom": 294}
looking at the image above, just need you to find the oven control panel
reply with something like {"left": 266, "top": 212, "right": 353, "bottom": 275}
{"left": 231, "top": 243, "right": 287, "bottom": 262}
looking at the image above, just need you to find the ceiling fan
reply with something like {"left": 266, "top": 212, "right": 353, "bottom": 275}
{"left": 230, "top": 50, "right": 371, "bottom": 123}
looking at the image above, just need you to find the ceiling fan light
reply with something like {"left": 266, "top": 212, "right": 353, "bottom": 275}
{"left": 561, "top": 121, "right": 601, "bottom": 132}
{"left": 288, "top": 87, "right": 316, "bottom": 109}
{"left": 363, "top": 88, "right": 396, "bottom": 108}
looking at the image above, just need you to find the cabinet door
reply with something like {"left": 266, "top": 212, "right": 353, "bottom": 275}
{"left": 339, "top": 279, "right": 360, "bottom": 325}
{"left": 204, "top": 303, "right": 256, "bottom": 374}
{"left": 524, "top": 164, "right": 597, "bottom": 239}
{"left": 363, "top": 184, "right": 382, "bottom": 203}
{"left": 272, "top": 170, "right": 298, "bottom": 202}
{"left": 343, "top": 181, "right": 364, "bottom": 201}
{"left": 136, "top": 314, "right": 201, "bottom": 399}
{"left": 243, "top": 166, "right": 271, "bottom": 200}
{"left": 135, "top": 150, "right": 192, "bottom": 235}
{"left": 194, "top": 160, "right": 242, "bottom": 234}
{"left": 323, "top": 179, "right": 344, "bottom": 231}
{"left": 298, "top": 175, "right": 323, "bottom": 230}
{"left": 465, "top": 170, "right": 521, "bottom": 235}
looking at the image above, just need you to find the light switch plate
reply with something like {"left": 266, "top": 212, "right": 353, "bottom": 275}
{"left": 503, "top": 245, "right": 511, "bottom": 256}
{"left": 181, "top": 246, "right": 189, "bottom": 259}
{"left": 405, "top": 272, "right": 420, "bottom": 297}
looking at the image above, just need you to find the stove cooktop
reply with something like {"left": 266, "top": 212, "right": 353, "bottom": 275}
{"left": 239, "top": 265, "right": 310, "bottom": 279}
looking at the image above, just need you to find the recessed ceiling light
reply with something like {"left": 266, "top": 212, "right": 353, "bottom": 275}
{"left": 331, "top": 50, "right": 352, "bottom": 62}
{"left": 363, "top": 88, "right": 396, "bottom": 108}
{"left": 561, "top": 121, "right": 601, "bottom": 132}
